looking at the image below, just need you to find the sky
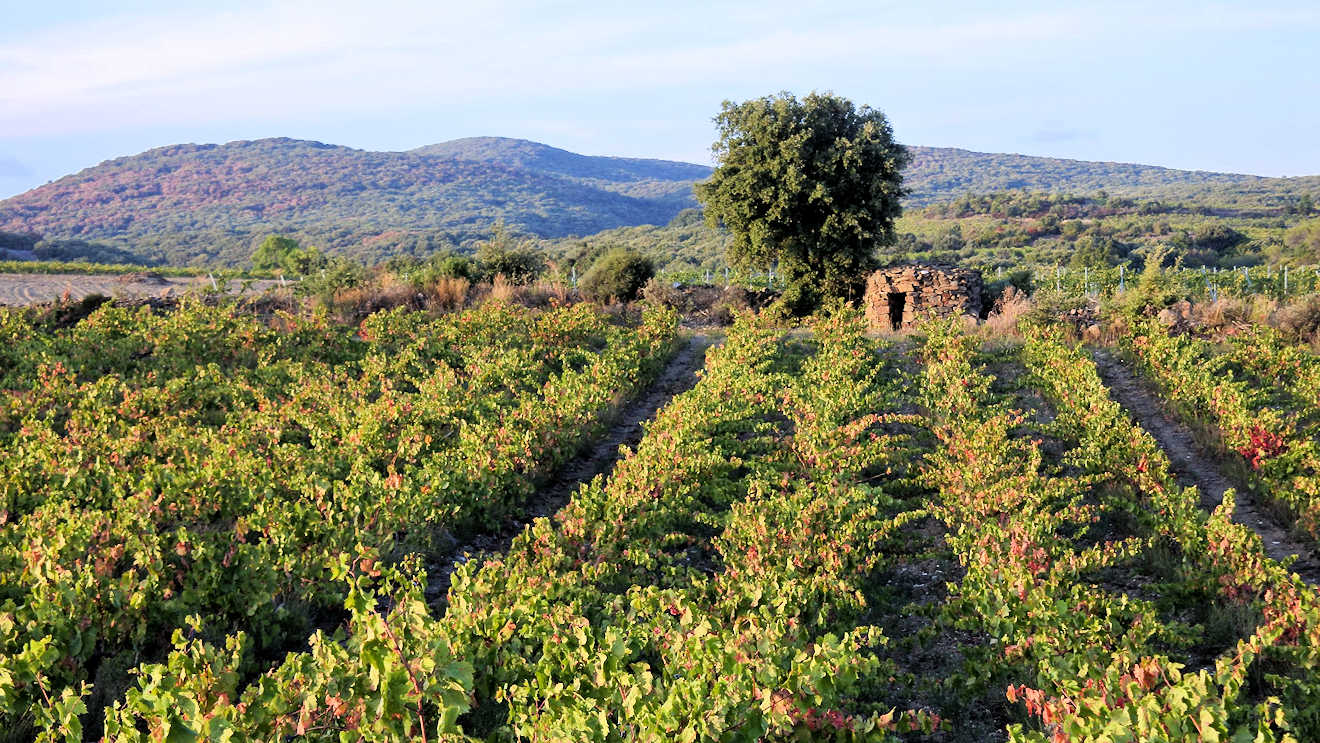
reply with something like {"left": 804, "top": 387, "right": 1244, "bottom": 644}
{"left": 1, "top": 0, "right": 1318, "bottom": 199}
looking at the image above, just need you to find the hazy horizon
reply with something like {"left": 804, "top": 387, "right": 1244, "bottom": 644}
{"left": 3, "top": 1, "right": 1318, "bottom": 199}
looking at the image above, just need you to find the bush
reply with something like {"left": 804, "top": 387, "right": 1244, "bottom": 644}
{"left": 709, "top": 286, "right": 749, "bottom": 325}
{"left": 296, "top": 258, "right": 368, "bottom": 307}
{"left": 640, "top": 277, "right": 682, "bottom": 308}
{"left": 1107, "top": 246, "right": 1184, "bottom": 318}
{"left": 410, "top": 252, "right": 476, "bottom": 288}
{"left": 1023, "top": 288, "right": 1090, "bottom": 327}
{"left": 579, "top": 249, "right": 654, "bottom": 303}
{"left": 983, "top": 268, "right": 1034, "bottom": 314}
{"left": 1271, "top": 294, "right": 1320, "bottom": 343}
{"left": 474, "top": 224, "right": 543, "bottom": 285}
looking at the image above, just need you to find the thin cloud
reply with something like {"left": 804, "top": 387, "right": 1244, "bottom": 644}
{"left": 0, "top": 1, "right": 1315, "bottom": 162}
{"left": 0, "top": 5, "right": 1095, "bottom": 137}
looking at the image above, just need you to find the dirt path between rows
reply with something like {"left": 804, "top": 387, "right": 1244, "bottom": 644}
{"left": 1089, "top": 347, "right": 1320, "bottom": 585}
{"left": 425, "top": 333, "right": 714, "bottom": 608}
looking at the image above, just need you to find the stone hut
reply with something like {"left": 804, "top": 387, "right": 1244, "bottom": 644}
{"left": 864, "top": 264, "right": 983, "bottom": 331}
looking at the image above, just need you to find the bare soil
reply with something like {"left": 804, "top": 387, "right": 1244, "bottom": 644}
{"left": 0, "top": 272, "right": 281, "bottom": 306}
{"left": 424, "top": 333, "right": 715, "bottom": 608}
{"left": 1089, "top": 347, "right": 1320, "bottom": 585}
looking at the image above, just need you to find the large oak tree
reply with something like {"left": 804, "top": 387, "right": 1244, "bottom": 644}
{"left": 696, "top": 92, "right": 908, "bottom": 311}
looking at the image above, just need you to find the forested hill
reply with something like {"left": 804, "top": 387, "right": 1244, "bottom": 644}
{"left": 0, "top": 137, "right": 711, "bottom": 266}
{"left": 0, "top": 135, "right": 1309, "bottom": 267}
{"left": 903, "top": 146, "right": 1267, "bottom": 203}
{"left": 411, "top": 137, "right": 712, "bottom": 188}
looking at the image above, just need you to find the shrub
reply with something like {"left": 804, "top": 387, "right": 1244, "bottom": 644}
{"left": 579, "top": 248, "right": 654, "bottom": 303}
{"left": 1271, "top": 293, "right": 1320, "bottom": 344}
{"left": 411, "top": 252, "right": 476, "bottom": 287}
{"left": 640, "top": 277, "right": 682, "bottom": 308}
{"left": 474, "top": 224, "right": 543, "bottom": 285}
{"left": 296, "top": 258, "right": 369, "bottom": 308}
{"left": 1107, "top": 246, "right": 1184, "bottom": 318}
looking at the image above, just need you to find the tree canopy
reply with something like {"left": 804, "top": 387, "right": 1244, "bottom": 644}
{"left": 251, "top": 235, "right": 300, "bottom": 271}
{"left": 695, "top": 91, "right": 908, "bottom": 310}
{"left": 251, "top": 235, "right": 326, "bottom": 275}
{"left": 579, "top": 248, "right": 655, "bottom": 303}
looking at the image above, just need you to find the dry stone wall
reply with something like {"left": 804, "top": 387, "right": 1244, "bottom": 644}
{"left": 864, "top": 264, "right": 983, "bottom": 330}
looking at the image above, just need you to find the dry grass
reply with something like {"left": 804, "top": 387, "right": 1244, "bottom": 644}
{"left": 1270, "top": 294, "right": 1320, "bottom": 346}
{"left": 1191, "top": 297, "right": 1253, "bottom": 331}
{"left": 980, "top": 286, "right": 1034, "bottom": 337}
{"left": 328, "top": 273, "right": 419, "bottom": 323}
{"left": 488, "top": 274, "right": 516, "bottom": 304}
{"left": 517, "top": 279, "right": 574, "bottom": 309}
{"left": 422, "top": 276, "right": 470, "bottom": 311}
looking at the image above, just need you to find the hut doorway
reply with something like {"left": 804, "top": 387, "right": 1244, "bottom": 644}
{"left": 887, "top": 292, "right": 905, "bottom": 330}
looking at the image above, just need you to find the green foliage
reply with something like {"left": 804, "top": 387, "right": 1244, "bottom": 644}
{"left": 1118, "top": 319, "right": 1320, "bottom": 544}
{"left": 251, "top": 235, "right": 327, "bottom": 276}
{"left": 904, "top": 147, "right": 1320, "bottom": 206}
{"left": 1107, "top": 245, "right": 1184, "bottom": 317}
{"left": 578, "top": 248, "right": 655, "bottom": 303}
{"left": 385, "top": 250, "right": 477, "bottom": 289}
{"left": 0, "top": 300, "right": 679, "bottom": 736}
{"left": 250, "top": 235, "right": 300, "bottom": 271}
{"left": 918, "top": 321, "right": 1320, "bottom": 742}
{"left": 537, "top": 208, "right": 732, "bottom": 279}
{"left": 0, "top": 260, "right": 235, "bottom": 278}
{"left": 0, "top": 230, "right": 39, "bottom": 254}
{"left": 104, "top": 562, "right": 474, "bottom": 741}
{"left": 295, "top": 257, "right": 369, "bottom": 303}
{"left": 1067, "top": 235, "right": 1121, "bottom": 269}
{"left": 696, "top": 91, "right": 908, "bottom": 310}
{"left": 474, "top": 222, "right": 544, "bottom": 285}
{"left": 5, "top": 294, "right": 1320, "bottom": 738}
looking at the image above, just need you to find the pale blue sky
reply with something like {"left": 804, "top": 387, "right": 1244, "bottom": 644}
{"left": 2, "top": 1, "right": 1317, "bottom": 199}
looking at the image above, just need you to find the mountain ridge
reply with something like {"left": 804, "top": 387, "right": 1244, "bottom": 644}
{"left": 1, "top": 136, "right": 1313, "bottom": 267}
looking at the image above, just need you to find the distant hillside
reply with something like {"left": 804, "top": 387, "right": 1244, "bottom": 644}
{"left": 1, "top": 136, "right": 1315, "bottom": 268}
{"left": 905, "top": 146, "right": 1257, "bottom": 203}
{"left": 412, "top": 137, "right": 711, "bottom": 194}
{"left": 0, "top": 137, "right": 711, "bottom": 266}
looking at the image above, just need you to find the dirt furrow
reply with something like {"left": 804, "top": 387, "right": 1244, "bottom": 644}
{"left": 424, "top": 332, "right": 714, "bottom": 608}
{"left": 1089, "top": 347, "right": 1320, "bottom": 585}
